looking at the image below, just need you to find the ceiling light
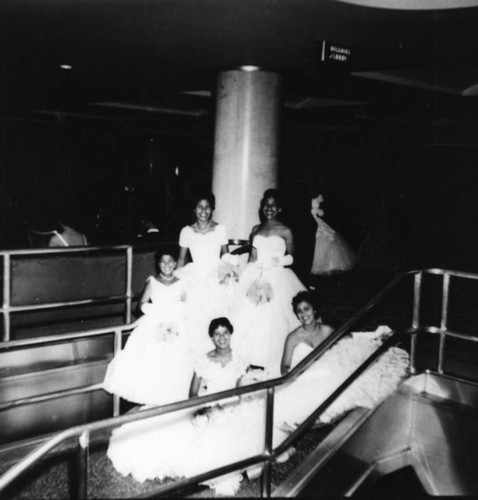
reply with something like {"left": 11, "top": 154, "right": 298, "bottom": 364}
{"left": 60, "top": 64, "right": 73, "bottom": 70}
{"left": 240, "top": 65, "right": 260, "bottom": 72}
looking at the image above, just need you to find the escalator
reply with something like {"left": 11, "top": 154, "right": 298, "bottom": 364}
{"left": 275, "top": 372, "right": 478, "bottom": 497}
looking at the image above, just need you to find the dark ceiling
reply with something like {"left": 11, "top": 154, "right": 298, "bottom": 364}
{"left": 2, "top": 0, "right": 478, "bottom": 131}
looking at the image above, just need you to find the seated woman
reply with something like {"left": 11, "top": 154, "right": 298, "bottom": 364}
{"left": 103, "top": 249, "right": 192, "bottom": 406}
{"left": 275, "top": 292, "right": 410, "bottom": 428}
{"left": 281, "top": 291, "right": 334, "bottom": 375}
{"left": 107, "top": 317, "right": 287, "bottom": 496}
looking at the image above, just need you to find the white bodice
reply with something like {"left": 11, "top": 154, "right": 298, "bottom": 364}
{"left": 148, "top": 277, "right": 184, "bottom": 305}
{"left": 194, "top": 353, "right": 248, "bottom": 395}
{"left": 252, "top": 235, "right": 287, "bottom": 265}
{"left": 291, "top": 342, "right": 314, "bottom": 368}
{"left": 179, "top": 224, "right": 228, "bottom": 270}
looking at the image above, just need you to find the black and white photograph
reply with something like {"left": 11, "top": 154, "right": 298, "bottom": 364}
{"left": 1, "top": 0, "right": 478, "bottom": 498}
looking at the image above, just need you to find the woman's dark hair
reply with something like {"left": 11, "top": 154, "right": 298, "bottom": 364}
{"left": 260, "top": 188, "right": 282, "bottom": 209}
{"left": 192, "top": 190, "right": 216, "bottom": 211}
{"left": 292, "top": 291, "right": 318, "bottom": 315}
{"left": 208, "top": 317, "right": 234, "bottom": 337}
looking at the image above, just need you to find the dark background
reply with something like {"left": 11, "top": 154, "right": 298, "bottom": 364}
{"left": 2, "top": 1, "right": 478, "bottom": 273}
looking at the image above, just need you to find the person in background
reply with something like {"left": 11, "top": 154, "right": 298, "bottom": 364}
{"left": 136, "top": 216, "right": 162, "bottom": 243}
{"left": 48, "top": 220, "right": 88, "bottom": 247}
{"left": 310, "top": 192, "right": 355, "bottom": 275}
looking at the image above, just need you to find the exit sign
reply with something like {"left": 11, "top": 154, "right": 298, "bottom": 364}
{"left": 319, "top": 41, "right": 352, "bottom": 67}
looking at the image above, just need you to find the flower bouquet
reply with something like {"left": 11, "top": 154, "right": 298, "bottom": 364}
{"left": 246, "top": 278, "right": 274, "bottom": 305}
{"left": 217, "top": 253, "right": 241, "bottom": 285}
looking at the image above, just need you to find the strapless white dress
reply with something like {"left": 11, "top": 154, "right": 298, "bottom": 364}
{"left": 103, "top": 277, "right": 193, "bottom": 406}
{"left": 230, "top": 235, "right": 306, "bottom": 376}
{"left": 175, "top": 224, "right": 237, "bottom": 354}
{"left": 274, "top": 326, "right": 409, "bottom": 426}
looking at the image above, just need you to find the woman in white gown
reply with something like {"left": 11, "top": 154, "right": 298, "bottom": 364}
{"left": 103, "top": 250, "right": 192, "bottom": 406}
{"left": 176, "top": 192, "right": 239, "bottom": 354}
{"left": 275, "top": 292, "right": 410, "bottom": 427}
{"left": 230, "top": 189, "right": 306, "bottom": 377}
{"left": 107, "top": 317, "right": 287, "bottom": 496}
{"left": 310, "top": 194, "right": 355, "bottom": 275}
{"left": 107, "top": 310, "right": 410, "bottom": 496}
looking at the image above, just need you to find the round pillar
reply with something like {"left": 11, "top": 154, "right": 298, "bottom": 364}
{"left": 212, "top": 69, "right": 281, "bottom": 241}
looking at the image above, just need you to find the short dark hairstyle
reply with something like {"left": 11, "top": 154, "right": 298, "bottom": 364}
{"left": 292, "top": 291, "right": 317, "bottom": 315}
{"left": 155, "top": 246, "right": 178, "bottom": 267}
{"left": 208, "top": 317, "right": 234, "bottom": 337}
{"left": 192, "top": 190, "right": 216, "bottom": 211}
{"left": 261, "top": 188, "right": 282, "bottom": 209}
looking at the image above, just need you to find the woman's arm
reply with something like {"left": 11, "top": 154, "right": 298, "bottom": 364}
{"left": 189, "top": 372, "right": 203, "bottom": 398}
{"left": 177, "top": 246, "right": 189, "bottom": 269}
{"left": 248, "top": 225, "right": 259, "bottom": 262}
{"left": 137, "top": 279, "right": 153, "bottom": 314}
{"left": 281, "top": 332, "right": 298, "bottom": 375}
{"left": 283, "top": 227, "right": 295, "bottom": 257}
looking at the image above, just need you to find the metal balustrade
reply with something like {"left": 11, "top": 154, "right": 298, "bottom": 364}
{"left": 1, "top": 268, "right": 478, "bottom": 497}
{"left": 0, "top": 245, "right": 137, "bottom": 342}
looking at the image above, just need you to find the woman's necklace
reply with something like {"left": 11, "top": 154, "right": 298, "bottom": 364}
{"left": 194, "top": 220, "right": 212, "bottom": 234}
{"left": 159, "top": 273, "right": 175, "bottom": 282}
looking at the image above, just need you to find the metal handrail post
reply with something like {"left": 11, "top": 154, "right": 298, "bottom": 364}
{"left": 438, "top": 272, "right": 450, "bottom": 374}
{"left": 410, "top": 272, "right": 422, "bottom": 374}
{"left": 125, "top": 246, "right": 133, "bottom": 324}
{"left": 261, "top": 387, "right": 275, "bottom": 498}
{"left": 112, "top": 328, "right": 122, "bottom": 417}
{"left": 2, "top": 254, "right": 11, "bottom": 342}
{"left": 77, "top": 431, "right": 89, "bottom": 500}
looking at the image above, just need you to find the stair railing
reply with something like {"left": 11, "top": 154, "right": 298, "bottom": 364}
{"left": 2, "top": 268, "right": 478, "bottom": 497}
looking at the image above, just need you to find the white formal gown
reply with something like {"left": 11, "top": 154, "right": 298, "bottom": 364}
{"left": 103, "top": 277, "right": 193, "bottom": 406}
{"left": 230, "top": 234, "right": 306, "bottom": 376}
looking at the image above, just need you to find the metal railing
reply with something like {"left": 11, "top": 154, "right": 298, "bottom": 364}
{"left": 0, "top": 240, "right": 248, "bottom": 343}
{"left": 1, "top": 268, "right": 478, "bottom": 497}
{"left": 0, "top": 245, "right": 137, "bottom": 342}
{"left": 408, "top": 268, "right": 478, "bottom": 375}
{"left": 0, "top": 320, "right": 138, "bottom": 418}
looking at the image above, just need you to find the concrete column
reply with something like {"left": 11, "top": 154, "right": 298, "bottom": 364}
{"left": 212, "top": 69, "right": 281, "bottom": 241}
